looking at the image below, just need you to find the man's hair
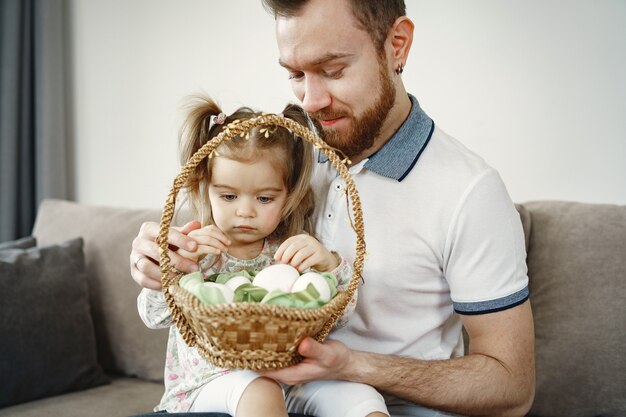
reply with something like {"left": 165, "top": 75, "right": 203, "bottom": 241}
{"left": 261, "top": 0, "right": 406, "bottom": 50}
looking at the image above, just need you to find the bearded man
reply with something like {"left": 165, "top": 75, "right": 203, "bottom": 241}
{"left": 130, "top": 1, "right": 535, "bottom": 416}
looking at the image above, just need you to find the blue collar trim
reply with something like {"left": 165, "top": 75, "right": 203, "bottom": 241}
{"left": 317, "top": 94, "right": 434, "bottom": 182}
{"left": 364, "top": 94, "right": 434, "bottom": 181}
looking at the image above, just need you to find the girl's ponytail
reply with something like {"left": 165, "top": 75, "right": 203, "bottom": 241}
{"left": 278, "top": 103, "right": 316, "bottom": 237}
{"left": 180, "top": 96, "right": 224, "bottom": 166}
{"left": 179, "top": 96, "right": 225, "bottom": 225}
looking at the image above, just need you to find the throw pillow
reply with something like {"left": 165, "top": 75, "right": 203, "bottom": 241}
{"left": 0, "top": 236, "right": 36, "bottom": 250}
{"left": 0, "top": 237, "right": 109, "bottom": 407}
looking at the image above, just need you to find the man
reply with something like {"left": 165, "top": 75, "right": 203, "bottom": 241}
{"left": 130, "top": 0, "right": 535, "bottom": 415}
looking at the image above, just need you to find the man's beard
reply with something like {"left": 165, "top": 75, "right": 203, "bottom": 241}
{"left": 310, "top": 59, "right": 396, "bottom": 158}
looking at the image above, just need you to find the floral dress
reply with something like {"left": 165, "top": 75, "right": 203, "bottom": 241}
{"left": 137, "top": 238, "right": 356, "bottom": 412}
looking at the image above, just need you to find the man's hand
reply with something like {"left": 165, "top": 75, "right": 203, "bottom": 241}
{"left": 265, "top": 302, "right": 535, "bottom": 417}
{"left": 130, "top": 220, "right": 202, "bottom": 290}
{"left": 260, "top": 337, "right": 352, "bottom": 385}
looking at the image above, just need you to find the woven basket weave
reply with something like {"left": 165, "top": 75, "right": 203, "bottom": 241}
{"left": 158, "top": 114, "right": 365, "bottom": 370}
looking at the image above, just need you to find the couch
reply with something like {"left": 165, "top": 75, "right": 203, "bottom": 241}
{"left": 0, "top": 198, "right": 624, "bottom": 417}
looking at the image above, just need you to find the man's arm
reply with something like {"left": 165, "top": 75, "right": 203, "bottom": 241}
{"left": 262, "top": 300, "right": 535, "bottom": 417}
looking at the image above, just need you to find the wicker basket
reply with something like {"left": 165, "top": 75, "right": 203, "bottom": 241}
{"left": 158, "top": 113, "right": 365, "bottom": 370}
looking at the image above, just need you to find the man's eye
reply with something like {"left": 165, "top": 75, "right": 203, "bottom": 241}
{"left": 288, "top": 71, "right": 304, "bottom": 80}
{"left": 325, "top": 69, "right": 343, "bottom": 79}
{"left": 258, "top": 196, "right": 273, "bottom": 203}
{"left": 222, "top": 194, "right": 236, "bottom": 201}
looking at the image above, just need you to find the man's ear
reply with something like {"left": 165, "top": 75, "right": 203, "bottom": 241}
{"left": 388, "top": 16, "right": 414, "bottom": 68}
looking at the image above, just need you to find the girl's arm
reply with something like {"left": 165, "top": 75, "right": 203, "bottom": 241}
{"left": 137, "top": 288, "right": 173, "bottom": 329}
{"left": 328, "top": 252, "right": 352, "bottom": 288}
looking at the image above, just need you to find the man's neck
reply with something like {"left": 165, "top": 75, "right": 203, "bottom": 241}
{"left": 349, "top": 92, "right": 412, "bottom": 165}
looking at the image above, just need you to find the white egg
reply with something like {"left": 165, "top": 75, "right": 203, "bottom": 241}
{"left": 203, "top": 282, "right": 234, "bottom": 303}
{"left": 291, "top": 272, "right": 332, "bottom": 302}
{"left": 224, "top": 275, "right": 252, "bottom": 292}
{"left": 253, "top": 264, "right": 300, "bottom": 292}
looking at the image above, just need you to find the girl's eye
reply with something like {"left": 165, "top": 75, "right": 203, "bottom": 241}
{"left": 258, "top": 196, "right": 273, "bottom": 204}
{"left": 222, "top": 194, "right": 236, "bottom": 201}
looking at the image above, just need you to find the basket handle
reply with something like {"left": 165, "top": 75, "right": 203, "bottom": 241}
{"left": 158, "top": 114, "right": 366, "bottom": 346}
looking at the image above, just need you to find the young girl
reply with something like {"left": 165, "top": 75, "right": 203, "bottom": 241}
{"left": 137, "top": 96, "right": 388, "bottom": 417}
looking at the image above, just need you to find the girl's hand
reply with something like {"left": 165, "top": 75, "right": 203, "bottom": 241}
{"left": 177, "top": 225, "right": 231, "bottom": 262}
{"left": 274, "top": 234, "right": 339, "bottom": 272}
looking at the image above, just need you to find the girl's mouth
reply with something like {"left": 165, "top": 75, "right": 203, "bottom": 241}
{"left": 235, "top": 225, "right": 255, "bottom": 231}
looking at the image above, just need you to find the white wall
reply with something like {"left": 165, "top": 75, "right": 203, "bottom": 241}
{"left": 68, "top": 0, "right": 626, "bottom": 209}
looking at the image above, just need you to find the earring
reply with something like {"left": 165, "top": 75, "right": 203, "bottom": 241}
{"left": 395, "top": 63, "right": 404, "bottom": 75}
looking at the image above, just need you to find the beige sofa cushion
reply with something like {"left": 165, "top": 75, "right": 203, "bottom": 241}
{"left": 32, "top": 199, "right": 168, "bottom": 381}
{"left": 525, "top": 201, "right": 626, "bottom": 417}
{"left": 0, "top": 377, "right": 162, "bottom": 417}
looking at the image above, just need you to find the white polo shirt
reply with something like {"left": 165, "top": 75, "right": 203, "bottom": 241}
{"left": 313, "top": 94, "right": 528, "bottom": 360}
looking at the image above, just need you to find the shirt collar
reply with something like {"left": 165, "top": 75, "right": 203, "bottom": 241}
{"left": 318, "top": 94, "right": 434, "bottom": 182}
{"left": 364, "top": 94, "right": 434, "bottom": 181}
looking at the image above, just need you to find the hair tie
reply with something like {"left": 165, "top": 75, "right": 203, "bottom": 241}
{"left": 213, "top": 112, "right": 226, "bottom": 125}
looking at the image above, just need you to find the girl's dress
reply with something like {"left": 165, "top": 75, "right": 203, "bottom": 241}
{"left": 137, "top": 238, "right": 355, "bottom": 412}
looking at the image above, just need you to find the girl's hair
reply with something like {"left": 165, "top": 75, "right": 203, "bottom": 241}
{"left": 179, "top": 95, "right": 315, "bottom": 241}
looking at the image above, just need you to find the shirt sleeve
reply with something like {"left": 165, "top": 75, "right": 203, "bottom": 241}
{"left": 443, "top": 168, "right": 529, "bottom": 315}
{"left": 198, "top": 253, "right": 219, "bottom": 277}
{"left": 137, "top": 288, "right": 173, "bottom": 329}
{"left": 329, "top": 252, "right": 358, "bottom": 329}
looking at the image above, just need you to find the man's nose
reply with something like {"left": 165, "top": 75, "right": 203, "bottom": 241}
{"left": 301, "top": 77, "right": 331, "bottom": 114}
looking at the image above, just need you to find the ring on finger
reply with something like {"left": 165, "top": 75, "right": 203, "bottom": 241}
{"left": 133, "top": 255, "right": 148, "bottom": 270}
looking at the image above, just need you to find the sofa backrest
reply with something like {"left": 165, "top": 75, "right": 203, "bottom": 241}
{"left": 523, "top": 201, "right": 626, "bottom": 417}
{"left": 29, "top": 199, "right": 534, "bottom": 384}
{"left": 32, "top": 199, "right": 168, "bottom": 381}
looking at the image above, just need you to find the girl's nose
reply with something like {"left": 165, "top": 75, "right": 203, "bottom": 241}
{"left": 236, "top": 200, "right": 255, "bottom": 217}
